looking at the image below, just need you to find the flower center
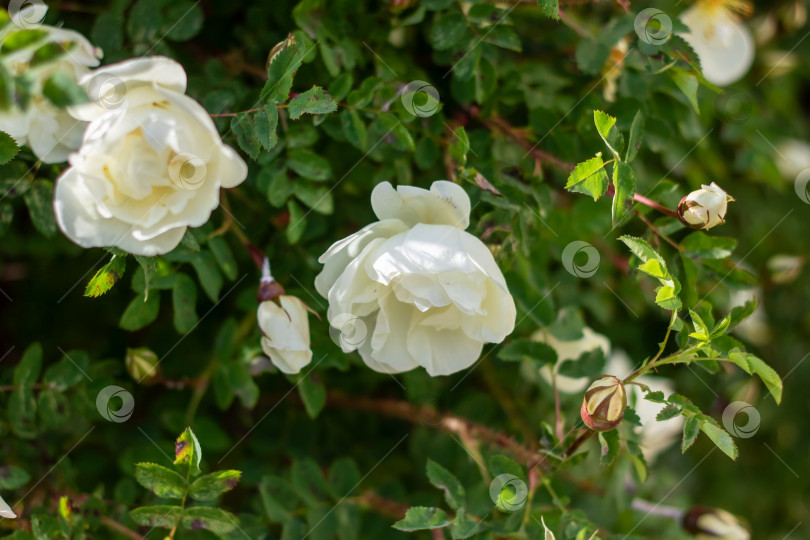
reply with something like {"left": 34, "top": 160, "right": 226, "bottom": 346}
{"left": 168, "top": 152, "right": 207, "bottom": 191}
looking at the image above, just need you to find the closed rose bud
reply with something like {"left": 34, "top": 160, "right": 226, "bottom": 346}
{"left": 678, "top": 183, "right": 734, "bottom": 230}
{"left": 125, "top": 347, "right": 161, "bottom": 384}
{"left": 581, "top": 376, "right": 627, "bottom": 431}
{"left": 683, "top": 506, "right": 751, "bottom": 540}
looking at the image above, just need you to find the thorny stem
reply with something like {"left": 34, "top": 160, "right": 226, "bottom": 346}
{"left": 100, "top": 516, "right": 145, "bottom": 540}
{"left": 633, "top": 193, "right": 681, "bottom": 219}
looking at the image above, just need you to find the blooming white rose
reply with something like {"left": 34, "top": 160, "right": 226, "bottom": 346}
{"left": 315, "top": 180, "right": 516, "bottom": 376}
{"left": 0, "top": 492, "right": 15, "bottom": 518}
{"left": 53, "top": 56, "right": 247, "bottom": 256}
{"left": 0, "top": 5, "right": 101, "bottom": 162}
{"left": 678, "top": 182, "right": 734, "bottom": 230}
{"left": 534, "top": 327, "right": 611, "bottom": 394}
{"left": 258, "top": 295, "right": 313, "bottom": 374}
{"left": 679, "top": 1, "right": 754, "bottom": 86}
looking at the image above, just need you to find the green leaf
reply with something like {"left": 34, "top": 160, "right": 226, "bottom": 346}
{"left": 680, "top": 232, "right": 737, "bottom": 259}
{"left": 598, "top": 429, "right": 620, "bottom": 466}
{"left": 537, "top": 0, "right": 560, "bottom": 19}
{"left": 281, "top": 517, "right": 308, "bottom": 540}
{"left": 430, "top": 12, "right": 467, "bottom": 50}
{"left": 263, "top": 38, "right": 304, "bottom": 103}
{"left": 655, "top": 285, "right": 682, "bottom": 312}
{"left": 294, "top": 182, "right": 334, "bottom": 215}
{"left": 668, "top": 68, "right": 700, "bottom": 114}
{"left": 23, "top": 179, "right": 57, "bottom": 237}
{"left": 208, "top": 237, "right": 237, "bottom": 281}
{"left": 593, "top": 110, "right": 620, "bottom": 161}
{"left": 42, "top": 73, "right": 88, "bottom": 107}
{"left": 392, "top": 507, "right": 451, "bottom": 532}
{"left": 450, "top": 509, "right": 487, "bottom": 539}
{"left": 130, "top": 505, "right": 184, "bottom": 529}
{"left": 260, "top": 475, "right": 299, "bottom": 523}
{"left": 163, "top": 0, "right": 203, "bottom": 41}
{"left": 9, "top": 386, "right": 37, "bottom": 438}
{"left": 485, "top": 26, "right": 522, "bottom": 52}
{"left": 497, "top": 339, "right": 557, "bottom": 367}
{"left": 254, "top": 104, "right": 279, "bottom": 152}
{"left": 288, "top": 148, "right": 332, "bottom": 181}
{"left": 43, "top": 349, "right": 89, "bottom": 391}
{"left": 565, "top": 155, "right": 609, "bottom": 201}
{"left": 625, "top": 110, "right": 644, "bottom": 162}
{"left": 126, "top": 0, "right": 162, "bottom": 42}
{"left": 288, "top": 86, "right": 337, "bottom": 119}
{"left": 299, "top": 373, "right": 327, "bottom": 419}
{"left": 174, "top": 427, "right": 203, "bottom": 475}
{"left": 700, "top": 422, "right": 738, "bottom": 460}
{"left": 681, "top": 416, "right": 700, "bottom": 453}
{"left": 182, "top": 506, "right": 239, "bottom": 534}
{"left": 189, "top": 470, "right": 242, "bottom": 501}
{"left": 190, "top": 251, "right": 223, "bottom": 302}
{"left": 0, "top": 130, "right": 20, "bottom": 165}
{"left": 426, "top": 459, "right": 465, "bottom": 510}
{"left": 611, "top": 161, "right": 636, "bottom": 227}
{"left": 119, "top": 292, "right": 160, "bottom": 331}
{"left": 286, "top": 199, "right": 306, "bottom": 244}
{"left": 645, "top": 390, "right": 665, "bottom": 403}
{"left": 14, "top": 343, "right": 42, "bottom": 386}
{"left": 291, "top": 458, "right": 330, "bottom": 505}
{"left": 449, "top": 126, "right": 470, "bottom": 166}
{"left": 378, "top": 112, "right": 414, "bottom": 152}
{"left": 172, "top": 274, "right": 198, "bottom": 333}
{"left": 727, "top": 351, "right": 783, "bottom": 404}
{"left": 0, "top": 466, "right": 30, "bottom": 490}
{"left": 134, "top": 463, "right": 187, "bottom": 499}
{"left": 656, "top": 403, "right": 681, "bottom": 421}
{"left": 328, "top": 458, "right": 361, "bottom": 499}
{"left": 231, "top": 113, "right": 260, "bottom": 160}
{"left": 340, "top": 109, "right": 367, "bottom": 151}
{"left": 84, "top": 255, "right": 126, "bottom": 297}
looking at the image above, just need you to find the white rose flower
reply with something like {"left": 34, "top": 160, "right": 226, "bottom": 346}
{"left": 678, "top": 182, "right": 734, "bottom": 230}
{"left": 53, "top": 56, "right": 247, "bottom": 256}
{"left": 0, "top": 492, "right": 15, "bottom": 519}
{"left": 0, "top": 5, "right": 102, "bottom": 163}
{"left": 774, "top": 138, "right": 810, "bottom": 180}
{"left": 679, "top": 1, "right": 754, "bottom": 86}
{"left": 533, "top": 327, "right": 611, "bottom": 394}
{"left": 257, "top": 295, "right": 313, "bottom": 374}
{"left": 315, "top": 180, "right": 516, "bottom": 376}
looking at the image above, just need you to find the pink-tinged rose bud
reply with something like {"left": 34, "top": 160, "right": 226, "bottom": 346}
{"left": 581, "top": 375, "right": 627, "bottom": 431}
{"left": 678, "top": 182, "right": 734, "bottom": 230}
{"left": 683, "top": 506, "right": 750, "bottom": 540}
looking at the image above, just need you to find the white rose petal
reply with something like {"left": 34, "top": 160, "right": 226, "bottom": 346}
{"left": 679, "top": 182, "right": 733, "bottom": 230}
{"left": 54, "top": 56, "right": 248, "bottom": 256}
{"left": 316, "top": 180, "right": 516, "bottom": 377}
{"left": 257, "top": 295, "right": 313, "bottom": 374}
{"left": 0, "top": 7, "right": 102, "bottom": 163}
{"left": 0, "top": 493, "right": 16, "bottom": 519}
{"left": 679, "top": 4, "right": 755, "bottom": 86}
{"left": 774, "top": 139, "right": 810, "bottom": 180}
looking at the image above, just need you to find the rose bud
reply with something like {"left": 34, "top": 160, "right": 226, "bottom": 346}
{"left": 677, "top": 182, "right": 735, "bottom": 230}
{"left": 580, "top": 376, "right": 627, "bottom": 431}
{"left": 682, "top": 506, "right": 750, "bottom": 540}
{"left": 125, "top": 347, "right": 161, "bottom": 385}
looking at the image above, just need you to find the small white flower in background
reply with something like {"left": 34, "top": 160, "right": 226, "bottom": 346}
{"left": 0, "top": 493, "right": 15, "bottom": 518}
{"left": 256, "top": 260, "right": 313, "bottom": 375}
{"left": 678, "top": 182, "right": 734, "bottom": 230}
{"left": 683, "top": 507, "right": 750, "bottom": 540}
{"left": 728, "top": 288, "right": 770, "bottom": 346}
{"left": 774, "top": 139, "right": 810, "bottom": 180}
{"left": 679, "top": 0, "right": 755, "bottom": 86}
{"left": 315, "top": 180, "right": 516, "bottom": 376}
{"left": 533, "top": 327, "right": 610, "bottom": 394}
{"left": 53, "top": 56, "right": 247, "bottom": 256}
{"left": 767, "top": 254, "right": 804, "bottom": 285}
{"left": 0, "top": 5, "right": 102, "bottom": 163}
{"left": 257, "top": 295, "right": 313, "bottom": 375}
